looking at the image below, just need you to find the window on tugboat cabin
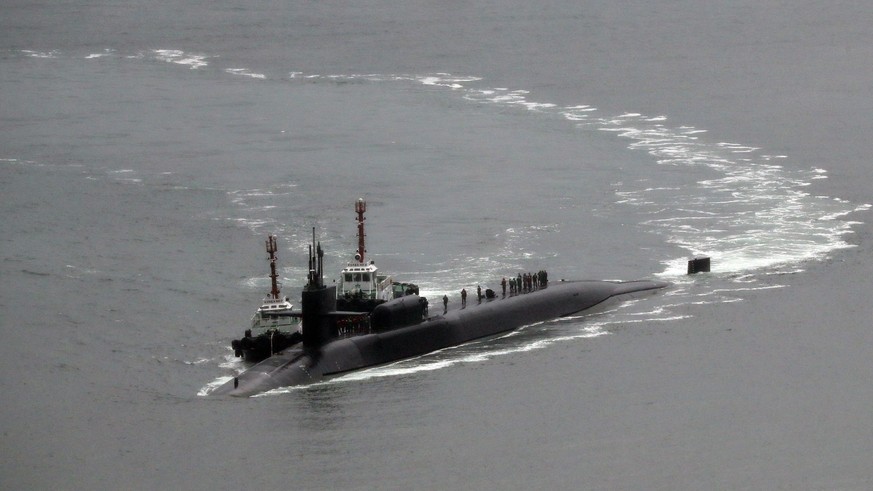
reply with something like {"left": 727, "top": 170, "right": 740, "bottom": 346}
{"left": 344, "top": 273, "right": 353, "bottom": 283}
{"left": 353, "top": 273, "right": 362, "bottom": 282}
{"left": 361, "top": 272, "right": 370, "bottom": 283}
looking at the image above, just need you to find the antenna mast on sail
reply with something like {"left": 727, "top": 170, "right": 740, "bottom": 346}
{"left": 355, "top": 198, "right": 367, "bottom": 263}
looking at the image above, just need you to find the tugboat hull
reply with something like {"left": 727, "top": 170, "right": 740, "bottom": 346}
{"left": 231, "top": 330, "right": 302, "bottom": 362}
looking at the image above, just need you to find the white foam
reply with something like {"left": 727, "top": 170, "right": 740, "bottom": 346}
{"left": 328, "top": 323, "right": 609, "bottom": 385}
{"left": 583, "top": 112, "right": 869, "bottom": 277}
{"left": 562, "top": 105, "right": 598, "bottom": 121}
{"left": 85, "top": 49, "right": 114, "bottom": 59}
{"left": 152, "top": 49, "right": 209, "bottom": 69}
{"left": 21, "top": 49, "right": 59, "bottom": 58}
{"left": 197, "top": 376, "right": 234, "bottom": 396}
{"left": 225, "top": 68, "right": 266, "bottom": 79}
{"left": 184, "top": 358, "right": 210, "bottom": 365}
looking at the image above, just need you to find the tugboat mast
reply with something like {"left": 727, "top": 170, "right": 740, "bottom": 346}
{"left": 355, "top": 198, "right": 366, "bottom": 263}
{"left": 266, "top": 235, "right": 280, "bottom": 299}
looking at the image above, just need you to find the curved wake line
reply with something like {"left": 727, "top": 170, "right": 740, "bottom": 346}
{"left": 59, "top": 49, "right": 868, "bottom": 280}
{"left": 599, "top": 118, "right": 872, "bottom": 277}
{"left": 451, "top": 77, "right": 870, "bottom": 279}
{"left": 269, "top": 69, "right": 870, "bottom": 280}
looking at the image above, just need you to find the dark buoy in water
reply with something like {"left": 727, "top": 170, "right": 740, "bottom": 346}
{"left": 687, "top": 256, "right": 711, "bottom": 274}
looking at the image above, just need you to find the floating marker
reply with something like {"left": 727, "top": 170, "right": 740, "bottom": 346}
{"left": 687, "top": 256, "right": 711, "bottom": 275}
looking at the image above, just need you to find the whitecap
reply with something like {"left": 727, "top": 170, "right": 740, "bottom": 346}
{"left": 225, "top": 68, "right": 266, "bottom": 79}
{"left": 152, "top": 49, "right": 209, "bottom": 69}
{"left": 85, "top": 49, "right": 114, "bottom": 59}
{"left": 21, "top": 49, "right": 59, "bottom": 58}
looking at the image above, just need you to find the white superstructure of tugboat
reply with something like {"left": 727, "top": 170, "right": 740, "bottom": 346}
{"left": 250, "top": 294, "right": 295, "bottom": 331}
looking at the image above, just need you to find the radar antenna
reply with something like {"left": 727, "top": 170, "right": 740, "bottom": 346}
{"left": 266, "top": 235, "right": 280, "bottom": 299}
{"left": 355, "top": 198, "right": 367, "bottom": 263}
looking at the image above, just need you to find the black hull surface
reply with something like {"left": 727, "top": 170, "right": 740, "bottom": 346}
{"left": 213, "top": 280, "right": 667, "bottom": 397}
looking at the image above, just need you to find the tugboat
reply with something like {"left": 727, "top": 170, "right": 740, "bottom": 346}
{"left": 231, "top": 199, "right": 418, "bottom": 361}
{"left": 230, "top": 235, "right": 301, "bottom": 362}
{"left": 336, "top": 199, "right": 419, "bottom": 313}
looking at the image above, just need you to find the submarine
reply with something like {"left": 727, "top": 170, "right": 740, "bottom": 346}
{"left": 212, "top": 219, "right": 668, "bottom": 397}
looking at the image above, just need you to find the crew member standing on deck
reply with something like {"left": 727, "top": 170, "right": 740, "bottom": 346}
{"left": 443, "top": 294, "right": 448, "bottom": 313}
{"left": 477, "top": 284, "right": 482, "bottom": 303}
{"left": 501, "top": 277, "right": 507, "bottom": 297}
{"left": 461, "top": 288, "right": 467, "bottom": 308}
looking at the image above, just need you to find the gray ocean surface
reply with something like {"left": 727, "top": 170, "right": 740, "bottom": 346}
{"left": 3, "top": 1, "right": 873, "bottom": 489}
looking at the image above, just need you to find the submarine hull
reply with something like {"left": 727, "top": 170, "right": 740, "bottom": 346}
{"left": 213, "top": 280, "right": 667, "bottom": 397}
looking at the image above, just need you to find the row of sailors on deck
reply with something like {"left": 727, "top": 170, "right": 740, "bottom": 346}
{"left": 440, "top": 270, "right": 549, "bottom": 313}
{"left": 503, "top": 270, "right": 548, "bottom": 296}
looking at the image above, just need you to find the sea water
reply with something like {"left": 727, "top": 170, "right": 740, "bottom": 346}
{"left": 3, "top": 1, "right": 872, "bottom": 489}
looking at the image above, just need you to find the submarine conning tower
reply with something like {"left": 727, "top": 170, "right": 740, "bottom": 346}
{"left": 301, "top": 228, "right": 337, "bottom": 347}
